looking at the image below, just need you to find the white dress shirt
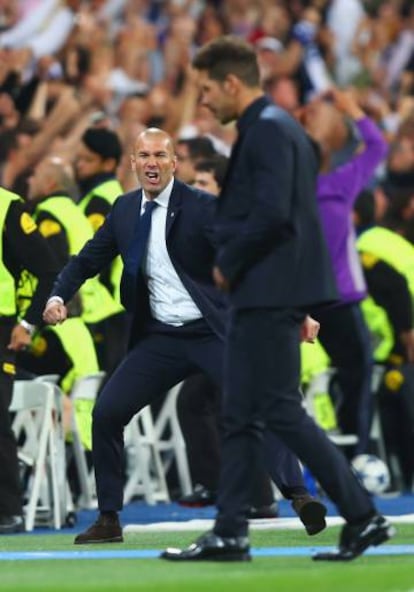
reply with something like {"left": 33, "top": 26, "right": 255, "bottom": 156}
{"left": 141, "top": 179, "right": 202, "bottom": 326}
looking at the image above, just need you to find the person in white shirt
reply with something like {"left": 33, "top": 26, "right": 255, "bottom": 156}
{"left": 43, "top": 127, "right": 325, "bottom": 546}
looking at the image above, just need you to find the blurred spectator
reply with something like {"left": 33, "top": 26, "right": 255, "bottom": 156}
{"left": 0, "top": 0, "right": 80, "bottom": 65}
{"left": 385, "top": 134, "right": 414, "bottom": 190}
{"left": 327, "top": 0, "right": 365, "bottom": 84}
{"left": 302, "top": 86, "right": 388, "bottom": 454}
{"left": 382, "top": 186, "right": 414, "bottom": 241}
{"left": 354, "top": 189, "right": 414, "bottom": 490}
{"left": 0, "top": 1, "right": 19, "bottom": 33}
{"left": 264, "top": 75, "right": 300, "bottom": 113}
{"left": 175, "top": 136, "right": 217, "bottom": 184}
{"left": 192, "top": 154, "right": 229, "bottom": 195}
{"left": 195, "top": 4, "right": 230, "bottom": 47}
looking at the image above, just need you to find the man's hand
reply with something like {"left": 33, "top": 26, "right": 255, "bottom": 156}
{"left": 213, "top": 266, "right": 230, "bottom": 292}
{"left": 300, "top": 315, "right": 320, "bottom": 343}
{"left": 43, "top": 301, "right": 68, "bottom": 325}
{"left": 8, "top": 324, "right": 31, "bottom": 351}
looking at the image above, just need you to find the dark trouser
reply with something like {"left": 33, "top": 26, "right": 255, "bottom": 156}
{"left": 214, "top": 308, "right": 375, "bottom": 538}
{"left": 92, "top": 320, "right": 224, "bottom": 511}
{"left": 177, "top": 374, "right": 306, "bottom": 503}
{"left": 313, "top": 302, "right": 373, "bottom": 454}
{"left": 93, "top": 318, "right": 308, "bottom": 511}
{"left": 378, "top": 364, "right": 414, "bottom": 489}
{"left": 176, "top": 374, "right": 221, "bottom": 492}
{"left": 0, "top": 318, "right": 23, "bottom": 516}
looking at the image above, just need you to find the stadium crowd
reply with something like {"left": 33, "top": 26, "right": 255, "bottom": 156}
{"left": 1, "top": 0, "right": 414, "bottom": 533}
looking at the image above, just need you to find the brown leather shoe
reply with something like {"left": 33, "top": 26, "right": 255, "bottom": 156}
{"left": 74, "top": 514, "right": 123, "bottom": 545}
{"left": 291, "top": 495, "right": 327, "bottom": 536}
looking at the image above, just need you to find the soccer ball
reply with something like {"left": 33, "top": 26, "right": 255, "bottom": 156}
{"left": 351, "top": 454, "right": 390, "bottom": 495}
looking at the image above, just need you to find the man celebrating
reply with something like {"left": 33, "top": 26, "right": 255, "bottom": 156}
{"left": 44, "top": 127, "right": 326, "bottom": 545}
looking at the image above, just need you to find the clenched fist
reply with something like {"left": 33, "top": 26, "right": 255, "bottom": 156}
{"left": 43, "top": 300, "right": 68, "bottom": 325}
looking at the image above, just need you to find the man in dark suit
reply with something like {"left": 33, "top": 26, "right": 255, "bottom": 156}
{"left": 161, "top": 36, "right": 395, "bottom": 563}
{"left": 43, "top": 127, "right": 325, "bottom": 545}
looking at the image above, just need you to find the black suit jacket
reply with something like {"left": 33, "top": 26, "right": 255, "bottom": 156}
{"left": 215, "top": 96, "right": 338, "bottom": 309}
{"left": 50, "top": 179, "right": 227, "bottom": 342}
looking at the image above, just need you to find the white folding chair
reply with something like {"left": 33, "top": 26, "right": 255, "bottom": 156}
{"left": 11, "top": 380, "right": 62, "bottom": 531}
{"left": 34, "top": 374, "right": 76, "bottom": 522}
{"left": 153, "top": 382, "right": 192, "bottom": 496}
{"left": 303, "top": 369, "right": 359, "bottom": 448}
{"left": 33, "top": 374, "right": 60, "bottom": 384}
{"left": 123, "top": 406, "right": 170, "bottom": 505}
{"left": 70, "top": 372, "right": 106, "bottom": 509}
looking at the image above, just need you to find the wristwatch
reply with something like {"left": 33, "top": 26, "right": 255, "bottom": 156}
{"left": 19, "top": 319, "right": 36, "bottom": 336}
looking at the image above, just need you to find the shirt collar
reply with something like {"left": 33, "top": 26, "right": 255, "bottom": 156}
{"left": 237, "top": 95, "right": 271, "bottom": 136}
{"left": 142, "top": 177, "right": 174, "bottom": 210}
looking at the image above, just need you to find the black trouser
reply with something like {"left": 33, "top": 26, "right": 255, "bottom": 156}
{"left": 176, "top": 374, "right": 221, "bottom": 492}
{"left": 313, "top": 302, "right": 373, "bottom": 454}
{"left": 378, "top": 363, "right": 414, "bottom": 490}
{"left": 214, "top": 308, "right": 374, "bottom": 537}
{"left": 177, "top": 373, "right": 305, "bottom": 505}
{"left": 92, "top": 318, "right": 307, "bottom": 512}
{"left": 0, "top": 318, "right": 23, "bottom": 515}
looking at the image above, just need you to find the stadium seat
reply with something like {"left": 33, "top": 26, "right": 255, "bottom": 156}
{"left": 34, "top": 375, "right": 76, "bottom": 525}
{"left": 11, "top": 380, "right": 63, "bottom": 531}
{"left": 303, "top": 369, "right": 359, "bottom": 448}
{"left": 124, "top": 405, "right": 170, "bottom": 505}
{"left": 153, "top": 382, "right": 192, "bottom": 496}
{"left": 70, "top": 372, "right": 106, "bottom": 509}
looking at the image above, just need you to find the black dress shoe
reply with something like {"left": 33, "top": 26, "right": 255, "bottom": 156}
{"left": 177, "top": 485, "right": 217, "bottom": 507}
{"left": 0, "top": 515, "right": 25, "bottom": 534}
{"left": 74, "top": 513, "right": 123, "bottom": 545}
{"left": 313, "top": 514, "right": 396, "bottom": 561}
{"left": 248, "top": 501, "right": 279, "bottom": 519}
{"left": 160, "top": 531, "right": 251, "bottom": 562}
{"left": 291, "top": 495, "right": 327, "bottom": 535}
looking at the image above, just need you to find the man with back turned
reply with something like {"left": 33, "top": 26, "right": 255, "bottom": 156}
{"left": 161, "top": 35, "right": 394, "bottom": 563}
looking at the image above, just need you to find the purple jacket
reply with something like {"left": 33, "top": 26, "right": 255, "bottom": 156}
{"left": 317, "top": 117, "right": 388, "bottom": 303}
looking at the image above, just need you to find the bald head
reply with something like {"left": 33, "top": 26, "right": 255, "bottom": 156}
{"left": 28, "top": 157, "right": 75, "bottom": 201}
{"left": 134, "top": 128, "right": 174, "bottom": 151}
{"left": 131, "top": 128, "right": 177, "bottom": 198}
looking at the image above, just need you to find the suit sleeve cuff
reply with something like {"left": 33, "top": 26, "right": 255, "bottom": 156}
{"left": 46, "top": 296, "right": 64, "bottom": 306}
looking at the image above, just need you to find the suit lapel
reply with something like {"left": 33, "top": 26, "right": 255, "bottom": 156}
{"left": 166, "top": 179, "right": 183, "bottom": 239}
{"left": 219, "top": 134, "right": 242, "bottom": 199}
{"left": 124, "top": 189, "right": 144, "bottom": 275}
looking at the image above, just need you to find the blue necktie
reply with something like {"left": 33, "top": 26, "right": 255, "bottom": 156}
{"left": 126, "top": 200, "right": 158, "bottom": 275}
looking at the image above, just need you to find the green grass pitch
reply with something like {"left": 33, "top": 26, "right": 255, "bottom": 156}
{"left": 0, "top": 525, "right": 413, "bottom": 592}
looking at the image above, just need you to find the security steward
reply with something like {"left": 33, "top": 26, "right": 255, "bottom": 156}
{"left": 355, "top": 189, "right": 414, "bottom": 490}
{"left": 17, "top": 157, "right": 105, "bottom": 387}
{"left": 0, "top": 185, "right": 59, "bottom": 533}
{"left": 75, "top": 127, "right": 129, "bottom": 373}
{"left": 24, "top": 155, "right": 122, "bottom": 376}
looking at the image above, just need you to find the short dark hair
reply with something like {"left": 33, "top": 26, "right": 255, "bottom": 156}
{"left": 176, "top": 137, "right": 217, "bottom": 161}
{"left": 194, "top": 155, "right": 228, "bottom": 189}
{"left": 81, "top": 127, "right": 122, "bottom": 165}
{"left": 192, "top": 35, "right": 260, "bottom": 87}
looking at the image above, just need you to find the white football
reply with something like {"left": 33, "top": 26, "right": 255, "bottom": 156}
{"left": 351, "top": 454, "right": 390, "bottom": 495}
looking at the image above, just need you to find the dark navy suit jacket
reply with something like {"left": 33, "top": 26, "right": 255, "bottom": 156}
{"left": 215, "top": 96, "right": 338, "bottom": 309}
{"left": 50, "top": 179, "right": 227, "bottom": 343}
